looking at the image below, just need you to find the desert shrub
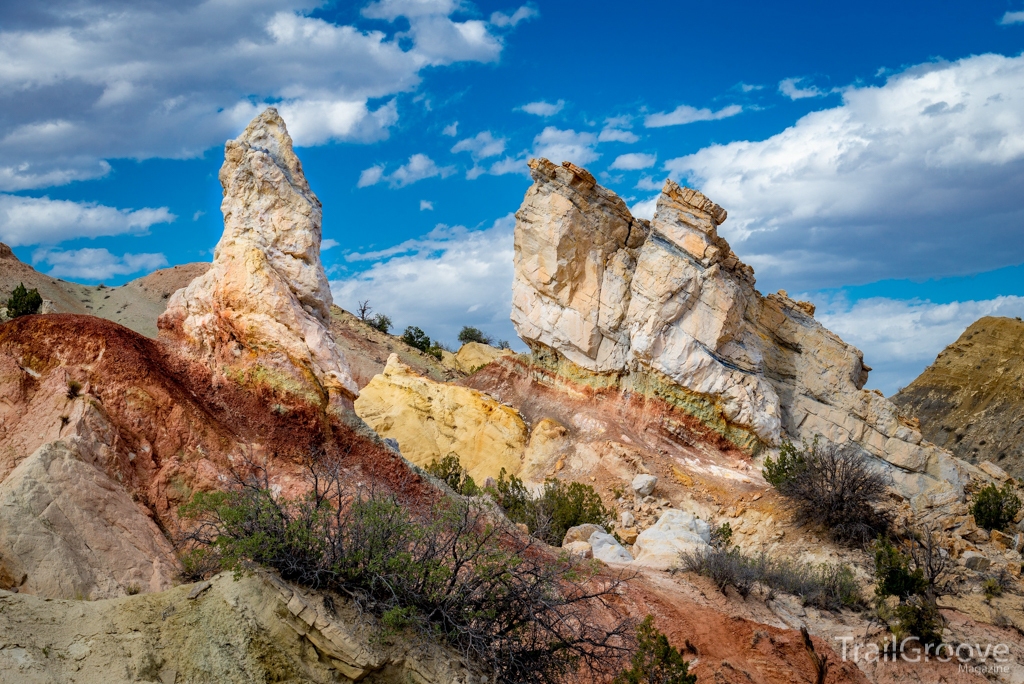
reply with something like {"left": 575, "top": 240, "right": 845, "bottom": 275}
{"left": 709, "top": 522, "right": 733, "bottom": 549}
{"left": 970, "top": 482, "right": 1021, "bottom": 532}
{"left": 458, "top": 326, "right": 493, "bottom": 345}
{"left": 872, "top": 528, "right": 950, "bottom": 647}
{"left": 66, "top": 379, "right": 82, "bottom": 399}
{"left": 368, "top": 313, "right": 392, "bottom": 334}
{"left": 982, "top": 577, "right": 1003, "bottom": 599}
{"left": 488, "top": 469, "right": 614, "bottom": 546}
{"left": 612, "top": 615, "right": 695, "bottom": 684}
{"left": 424, "top": 454, "right": 479, "bottom": 496}
{"left": 682, "top": 546, "right": 862, "bottom": 610}
{"left": 401, "top": 325, "right": 431, "bottom": 352}
{"left": 763, "top": 438, "right": 889, "bottom": 544}
{"left": 178, "top": 455, "right": 633, "bottom": 683}
{"left": 5, "top": 283, "right": 42, "bottom": 318}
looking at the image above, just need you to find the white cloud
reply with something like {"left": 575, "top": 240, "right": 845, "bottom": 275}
{"left": 533, "top": 127, "right": 599, "bottom": 165}
{"left": 610, "top": 152, "right": 656, "bottom": 170}
{"left": 442, "top": 121, "right": 458, "bottom": 136}
{"left": 999, "top": 10, "right": 1024, "bottom": 24}
{"left": 778, "top": 77, "right": 826, "bottom": 100}
{"left": 664, "top": 53, "right": 1024, "bottom": 292}
{"left": 739, "top": 83, "right": 764, "bottom": 92}
{"left": 814, "top": 294, "right": 1024, "bottom": 395}
{"left": 322, "top": 238, "right": 339, "bottom": 250}
{"left": 32, "top": 247, "right": 168, "bottom": 281}
{"left": 599, "top": 116, "right": 639, "bottom": 143}
{"left": 420, "top": 200, "right": 434, "bottom": 210}
{"left": 0, "top": 194, "right": 175, "bottom": 247}
{"left": 630, "top": 195, "right": 658, "bottom": 221}
{"left": 331, "top": 217, "right": 519, "bottom": 347}
{"left": 192, "top": 210, "right": 205, "bottom": 221}
{"left": 518, "top": 99, "right": 565, "bottom": 117}
{"left": 644, "top": 103, "right": 742, "bottom": 128}
{"left": 451, "top": 130, "right": 506, "bottom": 159}
{"left": 490, "top": 6, "right": 538, "bottom": 27}
{"left": 358, "top": 154, "right": 455, "bottom": 188}
{"left": 0, "top": 1, "right": 516, "bottom": 190}
{"left": 635, "top": 175, "right": 663, "bottom": 191}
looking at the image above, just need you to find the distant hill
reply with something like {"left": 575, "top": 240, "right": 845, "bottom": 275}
{"left": 0, "top": 242, "right": 209, "bottom": 337}
{"left": 893, "top": 316, "right": 1024, "bottom": 477}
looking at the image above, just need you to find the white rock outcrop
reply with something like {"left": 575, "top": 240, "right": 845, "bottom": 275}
{"left": 589, "top": 530, "right": 633, "bottom": 564}
{"left": 632, "top": 510, "right": 711, "bottom": 570}
{"left": 512, "top": 159, "right": 980, "bottom": 505}
{"left": 159, "top": 107, "right": 357, "bottom": 405}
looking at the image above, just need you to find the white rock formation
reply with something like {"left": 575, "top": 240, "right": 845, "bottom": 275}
{"left": 512, "top": 159, "right": 981, "bottom": 506}
{"left": 589, "top": 530, "right": 633, "bottom": 563}
{"left": 159, "top": 107, "right": 357, "bottom": 404}
{"left": 631, "top": 474, "right": 657, "bottom": 497}
{"left": 632, "top": 510, "right": 711, "bottom": 570}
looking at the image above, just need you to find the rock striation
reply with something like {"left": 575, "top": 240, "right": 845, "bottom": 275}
{"left": 512, "top": 159, "right": 979, "bottom": 506}
{"left": 159, "top": 108, "right": 357, "bottom": 406}
{"left": 894, "top": 316, "right": 1024, "bottom": 479}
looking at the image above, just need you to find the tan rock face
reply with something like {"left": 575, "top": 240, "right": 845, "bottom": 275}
{"left": 354, "top": 355, "right": 528, "bottom": 482}
{"left": 452, "top": 341, "right": 514, "bottom": 374}
{"left": 0, "top": 439, "right": 177, "bottom": 599}
{"left": 159, "top": 108, "right": 357, "bottom": 406}
{"left": 511, "top": 158, "right": 981, "bottom": 505}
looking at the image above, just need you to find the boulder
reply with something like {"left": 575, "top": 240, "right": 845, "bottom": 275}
{"left": 562, "top": 541, "right": 593, "bottom": 559}
{"left": 159, "top": 107, "right": 357, "bottom": 409}
{"left": 618, "top": 527, "right": 639, "bottom": 545}
{"left": 354, "top": 355, "right": 528, "bottom": 483}
{"left": 563, "top": 523, "right": 606, "bottom": 546}
{"left": 453, "top": 342, "right": 514, "bottom": 374}
{"left": 632, "top": 510, "right": 711, "bottom": 570}
{"left": 589, "top": 531, "right": 633, "bottom": 563}
{"left": 0, "top": 439, "right": 178, "bottom": 599}
{"left": 620, "top": 511, "right": 636, "bottom": 528}
{"left": 962, "top": 551, "right": 991, "bottom": 572}
{"left": 632, "top": 474, "right": 657, "bottom": 497}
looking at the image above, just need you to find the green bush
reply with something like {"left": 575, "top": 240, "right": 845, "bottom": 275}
{"left": 612, "top": 615, "right": 695, "bottom": 684}
{"left": 368, "top": 313, "right": 392, "bottom": 334}
{"left": 970, "top": 482, "right": 1021, "bottom": 532}
{"left": 871, "top": 530, "right": 949, "bottom": 648}
{"left": 872, "top": 538, "right": 926, "bottom": 601}
{"left": 178, "top": 456, "right": 633, "bottom": 683}
{"left": 709, "top": 522, "right": 733, "bottom": 549}
{"left": 762, "top": 439, "right": 805, "bottom": 489}
{"left": 424, "top": 454, "right": 479, "bottom": 496}
{"left": 5, "top": 283, "right": 42, "bottom": 318}
{"left": 401, "top": 325, "right": 431, "bottom": 352}
{"left": 488, "top": 469, "right": 614, "bottom": 546}
{"left": 458, "top": 326, "right": 492, "bottom": 345}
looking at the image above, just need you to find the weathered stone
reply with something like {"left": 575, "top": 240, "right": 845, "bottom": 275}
{"left": 562, "top": 541, "right": 593, "bottom": 559}
{"left": 620, "top": 511, "right": 636, "bottom": 528}
{"left": 563, "top": 523, "right": 606, "bottom": 546}
{"left": 632, "top": 509, "right": 711, "bottom": 570}
{"left": 990, "top": 530, "right": 1013, "bottom": 550}
{"left": 159, "top": 107, "right": 357, "bottom": 408}
{"left": 618, "top": 527, "right": 639, "bottom": 545}
{"left": 962, "top": 551, "right": 991, "bottom": 571}
{"left": 452, "top": 342, "right": 514, "bottom": 374}
{"left": 632, "top": 474, "right": 658, "bottom": 497}
{"left": 589, "top": 530, "right": 633, "bottom": 563}
{"left": 354, "top": 355, "right": 528, "bottom": 483}
{"left": 510, "top": 158, "right": 984, "bottom": 508}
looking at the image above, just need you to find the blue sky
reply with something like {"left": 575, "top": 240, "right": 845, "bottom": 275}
{"left": 2, "top": 1, "right": 1024, "bottom": 393}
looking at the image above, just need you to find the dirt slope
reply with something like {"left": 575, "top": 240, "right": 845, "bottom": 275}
{"left": 0, "top": 242, "right": 208, "bottom": 337}
{"left": 893, "top": 316, "right": 1024, "bottom": 478}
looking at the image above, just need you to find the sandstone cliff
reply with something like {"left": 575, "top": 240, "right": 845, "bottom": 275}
{"left": 159, "top": 107, "right": 358, "bottom": 407}
{"left": 511, "top": 159, "right": 979, "bottom": 509}
{"left": 894, "top": 316, "right": 1024, "bottom": 478}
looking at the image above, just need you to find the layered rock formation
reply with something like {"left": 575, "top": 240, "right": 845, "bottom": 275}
{"left": 894, "top": 316, "right": 1024, "bottom": 478}
{"left": 512, "top": 159, "right": 978, "bottom": 507}
{"left": 159, "top": 107, "right": 357, "bottom": 406}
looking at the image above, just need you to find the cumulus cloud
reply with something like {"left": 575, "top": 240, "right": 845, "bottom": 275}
{"left": 451, "top": 130, "right": 507, "bottom": 159}
{"left": 598, "top": 116, "right": 639, "bottom": 143}
{"left": 442, "top": 121, "right": 458, "bottom": 136}
{"left": 518, "top": 99, "right": 565, "bottom": 117}
{"left": 420, "top": 200, "right": 434, "bottom": 210}
{"left": 630, "top": 195, "right": 659, "bottom": 221}
{"left": 610, "top": 152, "right": 656, "bottom": 170}
{"left": 0, "top": 1, "right": 517, "bottom": 190}
{"left": 331, "top": 217, "right": 519, "bottom": 346}
{"left": 490, "top": 6, "right": 538, "bottom": 27}
{"left": 664, "top": 53, "right": 1024, "bottom": 292}
{"left": 322, "top": 238, "right": 339, "bottom": 250}
{"left": 1000, "top": 10, "right": 1024, "bottom": 24}
{"left": 32, "top": 247, "right": 168, "bottom": 281}
{"left": 0, "top": 194, "right": 175, "bottom": 247}
{"left": 533, "top": 127, "right": 599, "bottom": 165}
{"left": 644, "top": 103, "right": 742, "bottom": 128}
{"left": 814, "top": 294, "right": 1024, "bottom": 395}
{"left": 357, "top": 154, "right": 454, "bottom": 188}
{"left": 778, "top": 77, "right": 827, "bottom": 100}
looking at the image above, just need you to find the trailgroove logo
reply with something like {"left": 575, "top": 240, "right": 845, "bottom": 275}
{"left": 835, "top": 636, "right": 1012, "bottom": 671}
